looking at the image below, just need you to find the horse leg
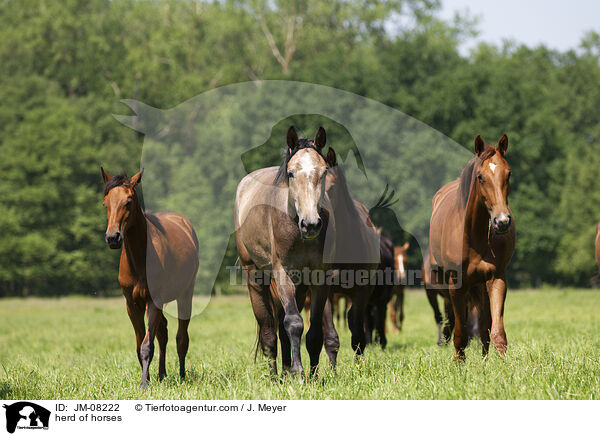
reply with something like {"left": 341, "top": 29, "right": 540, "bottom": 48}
{"left": 396, "top": 285, "right": 405, "bottom": 331}
{"left": 306, "top": 286, "right": 329, "bottom": 376}
{"left": 278, "top": 307, "right": 291, "bottom": 372}
{"left": 426, "top": 288, "right": 444, "bottom": 345}
{"left": 350, "top": 289, "right": 369, "bottom": 356}
{"left": 443, "top": 293, "right": 454, "bottom": 344}
{"left": 322, "top": 295, "right": 339, "bottom": 369}
{"left": 156, "top": 313, "right": 168, "bottom": 381}
{"left": 278, "top": 281, "right": 307, "bottom": 373}
{"left": 389, "top": 294, "right": 399, "bottom": 333}
{"left": 139, "top": 301, "right": 162, "bottom": 388}
{"left": 364, "top": 304, "right": 374, "bottom": 346}
{"left": 176, "top": 288, "right": 193, "bottom": 380}
{"left": 449, "top": 284, "right": 469, "bottom": 362}
{"left": 332, "top": 294, "right": 340, "bottom": 327}
{"left": 124, "top": 291, "right": 145, "bottom": 368}
{"left": 486, "top": 275, "right": 508, "bottom": 355}
{"left": 274, "top": 268, "right": 304, "bottom": 374}
{"left": 247, "top": 268, "right": 277, "bottom": 375}
{"left": 467, "top": 289, "right": 481, "bottom": 340}
{"left": 375, "top": 300, "right": 388, "bottom": 349}
{"left": 477, "top": 285, "right": 492, "bottom": 356}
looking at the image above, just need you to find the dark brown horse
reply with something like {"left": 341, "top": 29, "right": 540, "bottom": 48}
{"left": 364, "top": 232, "right": 396, "bottom": 349}
{"left": 235, "top": 127, "right": 337, "bottom": 375}
{"left": 324, "top": 148, "right": 379, "bottom": 354}
{"left": 101, "top": 168, "right": 199, "bottom": 388}
{"left": 426, "top": 134, "right": 515, "bottom": 360}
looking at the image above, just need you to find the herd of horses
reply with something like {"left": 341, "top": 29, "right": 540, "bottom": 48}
{"left": 101, "top": 127, "right": 514, "bottom": 388}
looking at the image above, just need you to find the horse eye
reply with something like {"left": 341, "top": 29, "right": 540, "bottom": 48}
{"left": 477, "top": 173, "right": 484, "bottom": 183}
{"left": 125, "top": 199, "right": 133, "bottom": 209}
{"left": 287, "top": 171, "right": 294, "bottom": 179}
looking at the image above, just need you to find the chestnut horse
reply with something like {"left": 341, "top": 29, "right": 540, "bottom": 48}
{"left": 389, "top": 241, "right": 409, "bottom": 332}
{"left": 235, "top": 127, "right": 338, "bottom": 375}
{"left": 101, "top": 168, "right": 199, "bottom": 388}
{"left": 427, "top": 134, "right": 515, "bottom": 360}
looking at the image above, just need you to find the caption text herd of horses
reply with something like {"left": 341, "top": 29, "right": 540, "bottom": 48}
{"left": 101, "top": 126, "right": 517, "bottom": 388}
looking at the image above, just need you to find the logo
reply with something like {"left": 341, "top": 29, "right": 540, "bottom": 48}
{"left": 3, "top": 402, "right": 50, "bottom": 433}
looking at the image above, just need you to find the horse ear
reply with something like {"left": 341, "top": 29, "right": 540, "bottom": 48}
{"left": 287, "top": 126, "right": 299, "bottom": 150}
{"left": 403, "top": 242, "right": 410, "bottom": 250}
{"left": 314, "top": 126, "right": 326, "bottom": 150}
{"left": 497, "top": 134, "right": 508, "bottom": 155}
{"left": 474, "top": 135, "right": 485, "bottom": 156}
{"left": 101, "top": 167, "right": 111, "bottom": 184}
{"left": 326, "top": 147, "right": 337, "bottom": 167}
{"left": 130, "top": 168, "right": 144, "bottom": 186}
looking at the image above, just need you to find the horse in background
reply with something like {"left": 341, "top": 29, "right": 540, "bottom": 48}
{"left": 364, "top": 231, "right": 396, "bottom": 349}
{"left": 235, "top": 127, "right": 338, "bottom": 376}
{"left": 389, "top": 241, "right": 409, "bottom": 332}
{"left": 101, "top": 168, "right": 199, "bottom": 388}
{"left": 427, "top": 134, "right": 515, "bottom": 360}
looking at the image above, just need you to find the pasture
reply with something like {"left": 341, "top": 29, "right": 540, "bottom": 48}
{"left": 1, "top": 289, "right": 599, "bottom": 400}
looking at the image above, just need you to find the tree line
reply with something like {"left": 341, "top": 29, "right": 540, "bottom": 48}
{"left": 1, "top": 0, "right": 599, "bottom": 296}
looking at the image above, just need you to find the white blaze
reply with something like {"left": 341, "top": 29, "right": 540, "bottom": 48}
{"left": 397, "top": 254, "right": 406, "bottom": 279}
{"left": 489, "top": 162, "right": 497, "bottom": 174}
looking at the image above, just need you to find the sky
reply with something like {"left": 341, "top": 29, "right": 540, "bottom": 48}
{"left": 438, "top": 0, "right": 600, "bottom": 54}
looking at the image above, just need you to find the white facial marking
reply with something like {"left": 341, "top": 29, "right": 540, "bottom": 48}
{"left": 398, "top": 254, "right": 405, "bottom": 274}
{"left": 297, "top": 151, "right": 316, "bottom": 176}
{"left": 489, "top": 162, "right": 497, "bottom": 174}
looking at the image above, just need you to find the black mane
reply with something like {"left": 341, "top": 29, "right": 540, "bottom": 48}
{"left": 273, "top": 138, "right": 322, "bottom": 185}
{"left": 103, "top": 173, "right": 130, "bottom": 196}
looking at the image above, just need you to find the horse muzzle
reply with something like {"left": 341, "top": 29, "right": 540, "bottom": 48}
{"left": 492, "top": 213, "right": 512, "bottom": 235}
{"left": 105, "top": 231, "right": 123, "bottom": 249}
{"left": 299, "top": 217, "right": 323, "bottom": 240}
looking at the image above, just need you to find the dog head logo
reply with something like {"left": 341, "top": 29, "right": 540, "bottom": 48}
{"left": 3, "top": 402, "right": 50, "bottom": 433}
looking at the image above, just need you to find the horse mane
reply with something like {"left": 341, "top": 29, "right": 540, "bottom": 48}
{"left": 459, "top": 145, "right": 496, "bottom": 207}
{"left": 273, "top": 138, "right": 323, "bottom": 185}
{"left": 103, "top": 173, "right": 130, "bottom": 196}
{"left": 328, "top": 164, "right": 361, "bottom": 221}
{"left": 144, "top": 211, "right": 167, "bottom": 234}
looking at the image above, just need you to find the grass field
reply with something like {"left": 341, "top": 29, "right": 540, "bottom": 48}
{"left": 1, "top": 289, "right": 599, "bottom": 400}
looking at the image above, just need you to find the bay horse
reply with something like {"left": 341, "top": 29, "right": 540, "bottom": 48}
{"left": 101, "top": 168, "right": 199, "bottom": 388}
{"left": 364, "top": 232, "right": 395, "bottom": 349}
{"left": 324, "top": 148, "right": 380, "bottom": 354}
{"left": 235, "top": 126, "right": 338, "bottom": 375}
{"left": 427, "top": 134, "right": 515, "bottom": 360}
{"left": 389, "top": 241, "right": 409, "bottom": 332}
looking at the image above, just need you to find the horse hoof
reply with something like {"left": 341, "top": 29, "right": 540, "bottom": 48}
{"left": 453, "top": 352, "right": 466, "bottom": 363}
{"left": 139, "top": 381, "right": 149, "bottom": 389}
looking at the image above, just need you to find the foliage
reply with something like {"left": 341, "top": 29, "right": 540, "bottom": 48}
{"left": 0, "top": 0, "right": 599, "bottom": 295}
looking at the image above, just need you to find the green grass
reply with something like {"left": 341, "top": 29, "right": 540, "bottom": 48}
{"left": 1, "top": 289, "right": 599, "bottom": 399}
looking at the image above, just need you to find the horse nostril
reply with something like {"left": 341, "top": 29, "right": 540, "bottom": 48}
{"left": 105, "top": 232, "right": 121, "bottom": 244}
